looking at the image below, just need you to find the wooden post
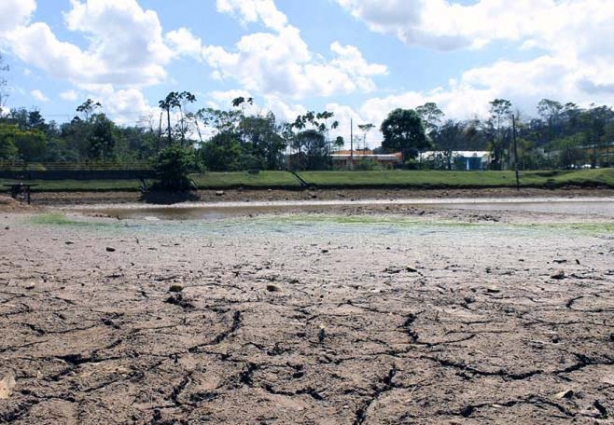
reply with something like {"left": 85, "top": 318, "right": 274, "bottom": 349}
{"left": 350, "top": 118, "right": 354, "bottom": 170}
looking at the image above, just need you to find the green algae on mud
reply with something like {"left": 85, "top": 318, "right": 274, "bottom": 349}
{"left": 29, "top": 212, "right": 124, "bottom": 230}
{"left": 26, "top": 209, "right": 614, "bottom": 242}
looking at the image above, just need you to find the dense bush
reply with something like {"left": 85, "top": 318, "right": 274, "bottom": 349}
{"left": 152, "top": 145, "right": 198, "bottom": 190}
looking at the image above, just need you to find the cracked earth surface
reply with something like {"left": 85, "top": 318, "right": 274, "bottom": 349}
{"left": 1, "top": 204, "right": 614, "bottom": 424}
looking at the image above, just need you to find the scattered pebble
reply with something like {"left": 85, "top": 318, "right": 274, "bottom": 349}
{"left": 0, "top": 373, "right": 16, "bottom": 399}
{"left": 551, "top": 270, "right": 566, "bottom": 280}
{"left": 266, "top": 284, "right": 281, "bottom": 292}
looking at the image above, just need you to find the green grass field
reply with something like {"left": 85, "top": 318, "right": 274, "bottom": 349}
{"left": 1, "top": 169, "right": 614, "bottom": 192}
{"left": 300, "top": 169, "right": 614, "bottom": 188}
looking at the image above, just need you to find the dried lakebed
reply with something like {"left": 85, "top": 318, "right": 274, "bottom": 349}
{"left": 1, "top": 205, "right": 614, "bottom": 424}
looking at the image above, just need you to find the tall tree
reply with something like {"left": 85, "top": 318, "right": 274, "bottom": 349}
{"left": 287, "top": 110, "right": 339, "bottom": 169}
{"left": 537, "top": 98, "right": 563, "bottom": 143}
{"left": 487, "top": 98, "right": 512, "bottom": 170}
{"left": 200, "top": 131, "right": 242, "bottom": 171}
{"left": 582, "top": 105, "right": 612, "bottom": 167}
{"left": 176, "top": 91, "right": 197, "bottom": 145}
{"left": 295, "top": 129, "right": 331, "bottom": 170}
{"left": 416, "top": 102, "right": 444, "bottom": 137}
{"left": 380, "top": 108, "right": 430, "bottom": 162}
{"left": 0, "top": 53, "right": 9, "bottom": 116}
{"left": 357, "top": 123, "right": 375, "bottom": 150}
{"left": 158, "top": 92, "right": 178, "bottom": 146}
{"left": 76, "top": 99, "right": 102, "bottom": 121}
{"left": 231, "top": 96, "right": 254, "bottom": 109}
{"left": 87, "top": 113, "right": 117, "bottom": 161}
{"left": 0, "top": 123, "right": 45, "bottom": 162}
{"left": 433, "top": 120, "right": 467, "bottom": 170}
{"left": 239, "top": 112, "right": 286, "bottom": 169}
{"left": 6, "top": 108, "right": 49, "bottom": 134}
{"left": 561, "top": 102, "right": 581, "bottom": 134}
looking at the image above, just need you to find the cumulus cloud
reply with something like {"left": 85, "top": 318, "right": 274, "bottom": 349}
{"left": 335, "top": 0, "right": 558, "bottom": 50}
{"left": 166, "top": 28, "right": 204, "bottom": 59}
{"left": 2, "top": 0, "right": 170, "bottom": 87}
{"left": 216, "top": 0, "right": 288, "bottom": 31}
{"left": 60, "top": 90, "right": 79, "bottom": 101}
{"left": 31, "top": 89, "right": 49, "bottom": 102}
{"left": 195, "top": 0, "right": 387, "bottom": 99}
{"left": 334, "top": 0, "right": 614, "bottom": 121}
{"left": 104, "top": 88, "right": 156, "bottom": 125}
{"left": 0, "top": 0, "right": 35, "bottom": 33}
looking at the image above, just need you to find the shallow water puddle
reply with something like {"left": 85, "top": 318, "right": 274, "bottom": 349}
{"left": 68, "top": 197, "right": 614, "bottom": 220}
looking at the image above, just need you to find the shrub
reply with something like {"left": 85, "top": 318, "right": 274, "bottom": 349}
{"left": 152, "top": 145, "right": 197, "bottom": 190}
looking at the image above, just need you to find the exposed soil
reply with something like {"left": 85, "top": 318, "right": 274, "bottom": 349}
{"left": 28, "top": 186, "right": 614, "bottom": 207}
{"left": 1, "top": 194, "right": 614, "bottom": 424}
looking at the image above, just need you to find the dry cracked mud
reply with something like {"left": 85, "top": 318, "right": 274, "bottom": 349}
{"left": 1, "top": 199, "right": 614, "bottom": 424}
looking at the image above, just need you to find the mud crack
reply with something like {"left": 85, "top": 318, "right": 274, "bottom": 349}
{"left": 353, "top": 366, "right": 397, "bottom": 425}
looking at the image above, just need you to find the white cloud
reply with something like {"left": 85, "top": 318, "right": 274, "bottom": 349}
{"left": 262, "top": 95, "right": 306, "bottom": 124}
{"left": 0, "top": 0, "right": 35, "bottom": 33}
{"left": 104, "top": 88, "right": 155, "bottom": 125}
{"left": 216, "top": 0, "right": 288, "bottom": 31}
{"left": 208, "top": 89, "right": 255, "bottom": 109}
{"left": 60, "top": 90, "right": 79, "bottom": 101}
{"left": 335, "top": 0, "right": 558, "bottom": 50}
{"left": 2, "top": 0, "right": 171, "bottom": 87}
{"left": 335, "top": 0, "right": 614, "bottom": 120}
{"left": 31, "top": 89, "right": 49, "bottom": 102}
{"left": 166, "top": 28, "right": 203, "bottom": 59}
{"left": 64, "top": 0, "right": 171, "bottom": 69}
{"left": 194, "top": 1, "right": 387, "bottom": 100}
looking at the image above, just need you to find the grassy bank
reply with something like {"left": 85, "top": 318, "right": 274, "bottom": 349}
{"left": 300, "top": 169, "right": 614, "bottom": 188}
{"left": 1, "top": 169, "right": 614, "bottom": 192}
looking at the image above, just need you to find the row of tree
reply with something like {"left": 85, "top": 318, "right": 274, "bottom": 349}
{"left": 385, "top": 99, "right": 614, "bottom": 170}
{"left": 1, "top": 79, "right": 613, "bottom": 171}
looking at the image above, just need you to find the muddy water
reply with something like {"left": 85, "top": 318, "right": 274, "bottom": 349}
{"left": 69, "top": 197, "right": 614, "bottom": 220}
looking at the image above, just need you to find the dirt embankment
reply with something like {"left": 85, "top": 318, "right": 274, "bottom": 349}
{"left": 24, "top": 187, "right": 614, "bottom": 207}
{"left": 0, "top": 195, "right": 40, "bottom": 213}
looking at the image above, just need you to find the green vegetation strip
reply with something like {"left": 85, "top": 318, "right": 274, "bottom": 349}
{"left": 190, "top": 171, "right": 301, "bottom": 189}
{"left": 0, "top": 179, "right": 141, "bottom": 192}
{"left": 2, "top": 169, "right": 614, "bottom": 192}
{"left": 299, "top": 169, "right": 614, "bottom": 188}
{"left": 29, "top": 213, "right": 119, "bottom": 229}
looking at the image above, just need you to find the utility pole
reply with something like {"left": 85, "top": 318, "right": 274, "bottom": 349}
{"left": 350, "top": 118, "right": 354, "bottom": 170}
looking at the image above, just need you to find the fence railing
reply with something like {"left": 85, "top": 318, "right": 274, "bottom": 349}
{"left": 0, "top": 161, "right": 152, "bottom": 171}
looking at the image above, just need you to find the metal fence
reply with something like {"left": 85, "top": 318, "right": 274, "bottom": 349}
{"left": 0, "top": 162, "right": 154, "bottom": 180}
{"left": 0, "top": 161, "right": 152, "bottom": 171}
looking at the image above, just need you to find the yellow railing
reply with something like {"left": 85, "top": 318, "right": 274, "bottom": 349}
{"left": 0, "top": 162, "right": 152, "bottom": 171}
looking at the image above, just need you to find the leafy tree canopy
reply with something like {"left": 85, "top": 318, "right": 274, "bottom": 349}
{"left": 152, "top": 144, "right": 197, "bottom": 190}
{"left": 380, "top": 108, "right": 430, "bottom": 161}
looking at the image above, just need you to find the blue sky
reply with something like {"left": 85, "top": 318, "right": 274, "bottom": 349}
{"left": 1, "top": 0, "right": 614, "bottom": 147}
